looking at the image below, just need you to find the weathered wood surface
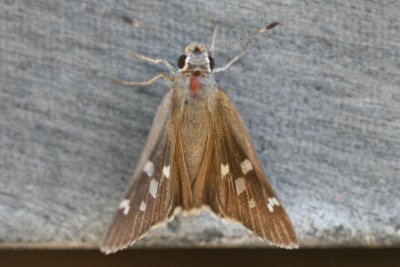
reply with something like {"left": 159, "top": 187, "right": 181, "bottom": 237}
{"left": 0, "top": 0, "right": 399, "bottom": 249}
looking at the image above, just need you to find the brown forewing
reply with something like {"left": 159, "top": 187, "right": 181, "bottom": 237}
{"left": 101, "top": 90, "right": 177, "bottom": 254}
{"left": 211, "top": 89, "right": 298, "bottom": 248}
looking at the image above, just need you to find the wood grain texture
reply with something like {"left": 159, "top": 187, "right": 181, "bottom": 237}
{"left": 0, "top": 0, "right": 399, "bottom": 248}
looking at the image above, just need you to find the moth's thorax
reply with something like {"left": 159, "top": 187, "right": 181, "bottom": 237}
{"left": 174, "top": 72, "right": 217, "bottom": 104}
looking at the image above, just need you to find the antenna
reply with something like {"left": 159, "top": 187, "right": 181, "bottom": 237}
{"left": 213, "top": 21, "right": 281, "bottom": 54}
{"left": 120, "top": 16, "right": 182, "bottom": 52}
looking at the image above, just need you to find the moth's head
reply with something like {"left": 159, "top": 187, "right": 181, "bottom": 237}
{"left": 177, "top": 43, "right": 214, "bottom": 74}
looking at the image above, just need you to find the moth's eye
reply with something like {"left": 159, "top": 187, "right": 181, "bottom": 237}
{"left": 178, "top": 54, "right": 187, "bottom": 69}
{"left": 208, "top": 56, "right": 215, "bottom": 70}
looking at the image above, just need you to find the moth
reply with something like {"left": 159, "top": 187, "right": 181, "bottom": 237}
{"left": 101, "top": 21, "right": 298, "bottom": 254}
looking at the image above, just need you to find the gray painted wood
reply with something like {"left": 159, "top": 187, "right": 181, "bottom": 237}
{"left": 0, "top": 0, "right": 399, "bottom": 249}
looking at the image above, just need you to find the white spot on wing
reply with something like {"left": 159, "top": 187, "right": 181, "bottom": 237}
{"left": 163, "top": 165, "right": 170, "bottom": 179}
{"left": 267, "top": 197, "right": 279, "bottom": 213}
{"left": 119, "top": 199, "right": 130, "bottom": 215}
{"left": 221, "top": 163, "right": 229, "bottom": 177}
{"left": 149, "top": 178, "right": 159, "bottom": 198}
{"left": 272, "top": 197, "right": 280, "bottom": 206}
{"left": 240, "top": 159, "right": 253, "bottom": 174}
{"left": 139, "top": 201, "right": 146, "bottom": 211}
{"left": 235, "top": 178, "right": 246, "bottom": 196}
{"left": 143, "top": 161, "right": 154, "bottom": 177}
{"left": 249, "top": 198, "right": 256, "bottom": 208}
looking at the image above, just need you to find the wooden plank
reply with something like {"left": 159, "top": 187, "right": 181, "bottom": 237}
{"left": 0, "top": 0, "right": 399, "bottom": 248}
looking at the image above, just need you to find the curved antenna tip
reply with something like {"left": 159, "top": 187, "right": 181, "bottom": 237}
{"left": 213, "top": 21, "right": 282, "bottom": 53}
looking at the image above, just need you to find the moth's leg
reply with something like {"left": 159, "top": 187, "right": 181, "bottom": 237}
{"left": 213, "top": 42, "right": 251, "bottom": 73}
{"left": 113, "top": 72, "right": 173, "bottom": 86}
{"left": 119, "top": 16, "right": 177, "bottom": 74}
{"left": 135, "top": 53, "right": 177, "bottom": 75}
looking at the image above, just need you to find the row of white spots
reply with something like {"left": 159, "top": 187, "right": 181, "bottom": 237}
{"left": 240, "top": 159, "right": 253, "bottom": 175}
{"left": 221, "top": 159, "right": 253, "bottom": 178}
{"left": 231, "top": 160, "right": 253, "bottom": 198}
{"left": 119, "top": 161, "right": 169, "bottom": 216}
{"left": 145, "top": 160, "right": 170, "bottom": 180}
{"left": 118, "top": 198, "right": 148, "bottom": 214}
{"left": 267, "top": 197, "right": 280, "bottom": 213}
{"left": 119, "top": 199, "right": 130, "bottom": 215}
{"left": 142, "top": 161, "right": 158, "bottom": 213}
{"left": 140, "top": 161, "right": 170, "bottom": 213}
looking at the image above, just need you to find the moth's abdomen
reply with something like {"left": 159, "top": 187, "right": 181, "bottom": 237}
{"left": 180, "top": 104, "right": 209, "bottom": 185}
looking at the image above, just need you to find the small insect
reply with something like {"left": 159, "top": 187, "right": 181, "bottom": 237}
{"left": 101, "top": 21, "right": 298, "bottom": 254}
